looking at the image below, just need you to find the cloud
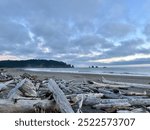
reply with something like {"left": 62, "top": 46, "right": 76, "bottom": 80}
{"left": 105, "top": 38, "right": 145, "bottom": 57}
{"left": 0, "top": 0, "right": 150, "bottom": 66}
{"left": 98, "top": 22, "right": 136, "bottom": 39}
{"left": 143, "top": 24, "right": 150, "bottom": 40}
{"left": 0, "top": 54, "right": 20, "bottom": 61}
{"left": 90, "top": 53, "right": 150, "bottom": 63}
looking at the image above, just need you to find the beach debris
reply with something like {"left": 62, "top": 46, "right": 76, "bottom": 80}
{"left": 101, "top": 76, "right": 150, "bottom": 89}
{"left": 19, "top": 79, "right": 37, "bottom": 97}
{"left": 76, "top": 94, "right": 84, "bottom": 113}
{"left": 0, "top": 73, "right": 150, "bottom": 113}
{"left": 0, "top": 99, "right": 57, "bottom": 113}
{"left": 33, "top": 102, "right": 46, "bottom": 113}
{"left": 0, "top": 70, "right": 13, "bottom": 82}
{"left": 0, "top": 80, "right": 14, "bottom": 92}
{"left": 7, "top": 78, "right": 37, "bottom": 100}
{"left": 21, "top": 73, "right": 37, "bottom": 81}
{"left": 48, "top": 79, "right": 74, "bottom": 113}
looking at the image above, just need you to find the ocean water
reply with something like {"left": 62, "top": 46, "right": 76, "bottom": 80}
{"left": 25, "top": 64, "right": 150, "bottom": 77}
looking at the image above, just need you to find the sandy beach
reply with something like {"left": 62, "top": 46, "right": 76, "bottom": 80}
{"left": 5, "top": 68, "right": 150, "bottom": 85}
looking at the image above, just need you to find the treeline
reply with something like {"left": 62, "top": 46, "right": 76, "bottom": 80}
{"left": 0, "top": 59, "right": 74, "bottom": 68}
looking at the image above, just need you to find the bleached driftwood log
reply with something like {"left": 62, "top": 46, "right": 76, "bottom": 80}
{"left": 84, "top": 98, "right": 150, "bottom": 106}
{"left": 58, "top": 83, "right": 72, "bottom": 93}
{"left": 0, "top": 80, "right": 14, "bottom": 91}
{"left": 97, "top": 88, "right": 121, "bottom": 99}
{"left": 48, "top": 79, "right": 74, "bottom": 113}
{"left": 66, "top": 93, "right": 104, "bottom": 112}
{"left": 77, "top": 94, "right": 84, "bottom": 113}
{"left": 117, "top": 110, "right": 132, "bottom": 113}
{"left": 97, "top": 88, "right": 148, "bottom": 99}
{"left": 92, "top": 81, "right": 129, "bottom": 89}
{"left": 7, "top": 79, "right": 26, "bottom": 99}
{"left": 67, "top": 93, "right": 104, "bottom": 103}
{"left": 69, "top": 84, "right": 84, "bottom": 94}
{"left": 0, "top": 99, "right": 56, "bottom": 113}
{"left": 19, "top": 79, "right": 37, "bottom": 97}
{"left": 120, "top": 90, "right": 148, "bottom": 96}
{"left": 93, "top": 102, "right": 131, "bottom": 109}
{"left": 7, "top": 79, "right": 37, "bottom": 99}
{"left": 102, "top": 77, "right": 150, "bottom": 89}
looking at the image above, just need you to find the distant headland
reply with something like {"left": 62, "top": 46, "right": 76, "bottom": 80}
{"left": 0, "top": 59, "right": 74, "bottom": 68}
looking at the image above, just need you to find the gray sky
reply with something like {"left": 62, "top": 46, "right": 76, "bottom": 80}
{"left": 0, "top": 0, "right": 150, "bottom": 66}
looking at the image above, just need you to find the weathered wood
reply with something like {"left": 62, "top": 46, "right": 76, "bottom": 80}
{"left": 98, "top": 88, "right": 121, "bottom": 99}
{"left": 70, "top": 85, "right": 84, "bottom": 93}
{"left": 131, "top": 108, "right": 148, "bottom": 113}
{"left": 0, "top": 99, "right": 56, "bottom": 113}
{"left": 97, "top": 88, "right": 147, "bottom": 99}
{"left": 90, "top": 81, "right": 130, "bottom": 89}
{"left": 48, "top": 79, "right": 74, "bottom": 113}
{"left": 79, "top": 85, "right": 95, "bottom": 93}
{"left": 19, "top": 79, "right": 37, "bottom": 97}
{"left": 7, "top": 79, "right": 26, "bottom": 99}
{"left": 102, "top": 77, "right": 150, "bottom": 89}
{"left": 0, "top": 80, "right": 14, "bottom": 91}
{"left": 117, "top": 110, "right": 132, "bottom": 113}
{"left": 140, "top": 105, "right": 150, "bottom": 113}
{"left": 93, "top": 102, "right": 131, "bottom": 109}
{"left": 0, "top": 84, "right": 7, "bottom": 91}
{"left": 58, "top": 83, "right": 72, "bottom": 93}
{"left": 7, "top": 79, "right": 37, "bottom": 99}
{"left": 77, "top": 94, "right": 84, "bottom": 113}
{"left": 84, "top": 98, "right": 150, "bottom": 106}
{"left": 1, "top": 74, "right": 150, "bottom": 113}
{"left": 68, "top": 93, "right": 104, "bottom": 104}
{"left": 35, "top": 82, "right": 41, "bottom": 91}
{"left": 120, "top": 90, "right": 147, "bottom": 96}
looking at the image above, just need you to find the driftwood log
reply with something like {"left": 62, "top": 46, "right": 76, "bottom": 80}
{"left": 102, "top": 76, "right": 150, "bottom": 89}
{"left": 48, "top": 79, "right": 74, "bottom": 113}
{"left": 0, "top": 80, "right": 14, "bottom": 91}
{"left": 0, "top": 99, "right": 57, "bottom": 113}
{"left": 7, "top": 79, "right": 26, "bottom": 99}
{"left": 84, "top": 98, "right": 150, "bottom": 106}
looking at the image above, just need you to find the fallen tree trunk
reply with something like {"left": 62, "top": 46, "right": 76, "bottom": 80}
{"left": 93, "top": 102, "right": 131, "bottom": 109}
{"left": 92, "top": 81, "right": 129, "bottom": 89}
{"left": 84, "top": 98, "right": 150, "bottom": 106}
{"left": 97, "top": 88, "right": 148, "bottom": 99}
{"left": 117, "top": 110, "right": 132, "bottom": 113}
{"left": 58, "top": 83, "right": 72, "bottom": 93}
{"left": 120, "top": 90, "right": 148, "bottom": 96}
{"left": 7, "top": 79, "right": 26, "bottom": 99}
{"left": 7, "top": 78, "right": 37, "bottom": 99}
{"left": 102, "top": 77, "right": 150, "bottom": 89}
{"left": 0, "top": 80, "right": 14, "bottom": 91}
{"left": 67, "top": 93, "right": 104, "bottom": 103}
{"left": 0, "top": 99, "right": 56, "bottom": 113}
{"left": 48, "top": 79, "right": 74, "bottom": 113}
{"left": 77, "top": 94, "right": 84, "bottom": 113}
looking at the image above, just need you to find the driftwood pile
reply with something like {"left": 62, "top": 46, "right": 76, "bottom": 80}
{"left": 0, "top": 71, "right": 150, "bottom": 113}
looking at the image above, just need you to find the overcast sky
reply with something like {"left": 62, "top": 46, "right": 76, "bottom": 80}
{"left": 0, "top": 0, "right": 150, "bottom": 66}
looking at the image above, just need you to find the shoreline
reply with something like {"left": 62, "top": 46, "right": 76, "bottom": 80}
{"left": 24, "top": 67, "right": 150, "bottom": 78}
{"left": 4, "top": 68, "right": 150, "bottom": 85}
